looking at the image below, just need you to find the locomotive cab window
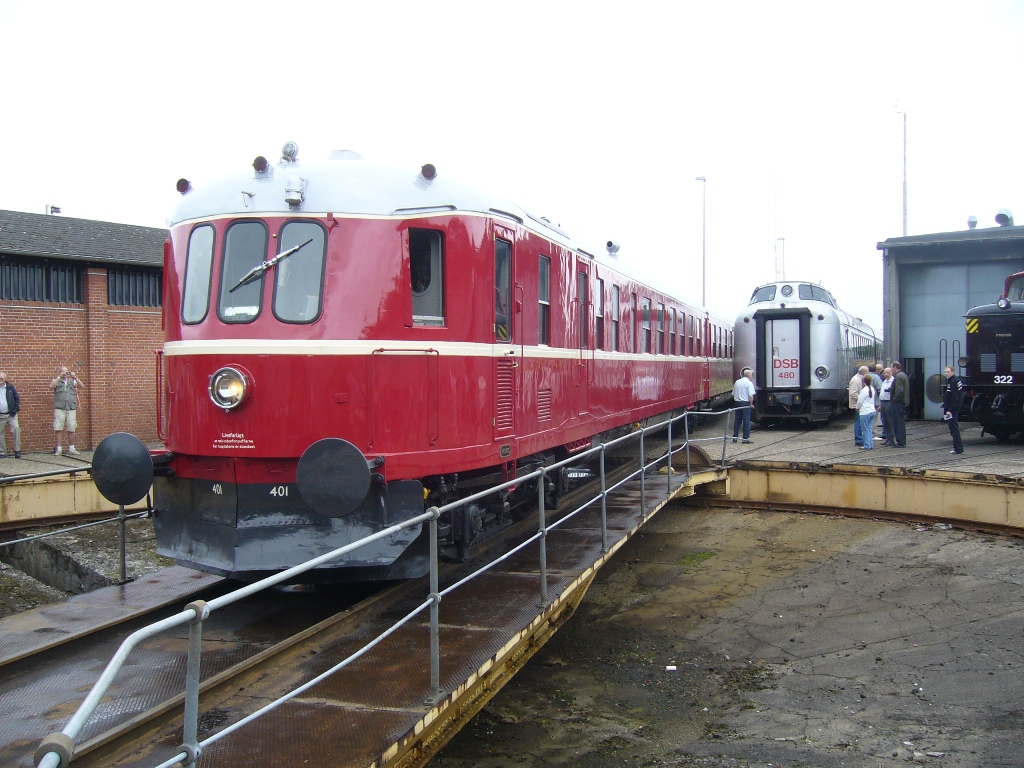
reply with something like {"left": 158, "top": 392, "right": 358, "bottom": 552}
{"left": 750, "top": 285, "right": 776, "bottom": 303}
{"left": 182, "top": 224, "right": 215, "bottom": 324}
{"left": 273, "top": 221, "right": 326, "bottom": 323}
{"left": 409, "top": 228, "right": 445, "bottom": 325}
{"left": 1007, "top": 276, "right": 1024, "bottom": 301}
{"left": 219, "top": 221, "right": 268, "bottom": 323}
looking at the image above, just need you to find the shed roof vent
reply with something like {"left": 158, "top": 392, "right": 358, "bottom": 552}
{"left": 996, "top": 208, "right": 1014, "bottom": 227}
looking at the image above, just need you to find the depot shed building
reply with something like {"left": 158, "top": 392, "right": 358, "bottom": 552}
{"left": 0, "top": 210, "right": 167, "bottom": 453}
{"left": 877, "top": 212, "right": 1024, "bottom": 421}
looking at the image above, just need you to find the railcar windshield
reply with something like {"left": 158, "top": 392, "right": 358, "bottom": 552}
{"left": 798, "top": 284, "right": 837, "bottom": 306}
{"left": 219, "top": 221, "right": 268, "bottom": 323}
{"left": 182, "top": 225, "right": 215, "bottom": 324}
{"left": 750, "top": 285, "right": 776, "bottom": 303}
{"left": 273, "top": 221, "right": 326, "bottom": 323}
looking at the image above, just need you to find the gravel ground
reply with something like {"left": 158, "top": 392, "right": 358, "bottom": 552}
{"left": 0, "top": 518, "right": 172, "bottom": 618}
{"left": 430, "top": 506, "right": 1024, "bottom": 768}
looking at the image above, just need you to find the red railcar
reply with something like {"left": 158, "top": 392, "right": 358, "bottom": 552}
{"left": 149, "top": 143, "right": 733, "bottom": 580}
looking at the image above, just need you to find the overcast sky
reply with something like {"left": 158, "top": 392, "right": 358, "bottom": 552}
{"left": 3, "top": 0, "right": 1023, "bottom": 331}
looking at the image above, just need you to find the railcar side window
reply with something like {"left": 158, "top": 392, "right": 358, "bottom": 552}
{"left": 751, "top": 285, "right": 776, "bottom": 303}
{"left": 657, "top": 303, "right": 665, "bottom": 354}
{"left": 632, "top": 294, "right": 638, "bottom": 352}
{"left": 182, "top": 225, "right": 215, "bottom": 324}
{"left": 539, "top": 256, "right": 551, "bottom": 344}
{"left": 218, "top": 221, "right": 268, "bottom": 323}
{"left": 274, "top": 221, "right": 326, "bottom": 323}
{"left": 495, "top": 238, "right": 511, "bottom": 342}
{"left": 612, "top": 285, "right": 620, "bottom": 351}
{"left": 409, "top": 229, "right": 445, "bottom": 325}
{"left": 642, "top": 298, "right": 652, "bottom": 354}
{"left": 596, "top": 278, "right": 605, "bottom": 350}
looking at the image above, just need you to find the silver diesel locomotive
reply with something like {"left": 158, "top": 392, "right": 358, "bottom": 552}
{"left": 734, "top": 281, "right": 880, "bottom": 424}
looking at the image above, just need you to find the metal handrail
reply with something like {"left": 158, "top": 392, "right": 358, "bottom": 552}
{"left": 0, "top": 464, "right": 93, "bottom": 485}
{"left": 36, "top": 406, "right": 740, "bottom": 768}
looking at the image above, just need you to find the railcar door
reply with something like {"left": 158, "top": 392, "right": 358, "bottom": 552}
{"left": 493, "top": 231, "right": 517, "bottom": 443}
{"left": 574, "top": 258, "right": 591, "bottom": 416}
{"left": 765, "top": 317, "right": 802, "bottom": 389}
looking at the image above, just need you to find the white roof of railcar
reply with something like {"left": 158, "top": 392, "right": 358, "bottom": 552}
{"left": 171, "top": 145, "right": 715, "bottom": 316}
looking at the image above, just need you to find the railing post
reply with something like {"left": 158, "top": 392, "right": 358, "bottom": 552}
{"left": 538, "top": 470, "right": 549, "bottom": 606}
{"left": 118, "top": 504, "right": 127, "bottom": 583}
{"left": 667, "top": 418, "right": 673, "bottom": 493}
{"left": 428, "top": 507, "right": 441, "bottom": 703}
{"left": 181, "top": 600, "right": 209, "bottom": 766}
{"left": 599, "top": 447, "right": 608, "bottom": 553}
{"left": 685, "top": 412, "right": 692, "bottom": 478}
{"left": 639, "top": 428, "right": 646, "bottom": 518}
{"left": 722, "top": 408, "right": 731, "bottom": 466}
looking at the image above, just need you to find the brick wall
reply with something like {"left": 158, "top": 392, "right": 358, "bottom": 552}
{"left": 0, "top": 267, "right": 162, "bottom": 453}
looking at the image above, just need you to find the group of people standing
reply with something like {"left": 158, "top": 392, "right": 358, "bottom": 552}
{"left": 848, "top": 362, "right": 963, "bottom": 454}
{"left": 849, "top": 363, "right": 909, "bottom": 449}
{"left": 0, "top": 367, "right": 84, "bottom": 459}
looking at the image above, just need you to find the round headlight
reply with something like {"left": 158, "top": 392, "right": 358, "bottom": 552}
{"left": 209, "top": 367, "right": 248, "bottom": 410}
{"left": 958, "top": 356, "right": 968, "bottom": 368}
{"left": 997, "top": 297, "right": 1011, "bottom": 310}
{"left": 814, "top": 365, "right": 829, "bottom": 381}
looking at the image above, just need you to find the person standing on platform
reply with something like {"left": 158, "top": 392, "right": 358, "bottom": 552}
{"left": 0, "top": 372, "right": 22, "bottom": 459}
{"left": 887, "top": 361, "right": 910, "bottom": 448}
{"left": 878, "top": 367, "right": 894, "bottom": 443}
{"left": 50, "top": 366, "right": 84, "bottom": 455}
{"left": 943, "top": 365, "right": 965, "bottom": 454}
{"left": 868, "top": 365, "right": 884, "bottom": 440}
{"left": 849, "top": 367, "right": 866, "bottom": 446}
{"left": 857, "top": 376, "right": 877, "bottom": 450}
{"left": 731, "top": 367, "right": 756, "bottom": 444}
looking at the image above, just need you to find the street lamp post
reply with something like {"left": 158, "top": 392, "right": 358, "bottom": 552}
{"left": 695, "top": 176, "right": 706, "bottom": 307}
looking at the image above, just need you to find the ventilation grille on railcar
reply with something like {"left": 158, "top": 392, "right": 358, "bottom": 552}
{"left": 495, "top": 361, "right": 515, "bottom": 433}
{"left": 537, "top": 389, "right": 552, "bottom": 422}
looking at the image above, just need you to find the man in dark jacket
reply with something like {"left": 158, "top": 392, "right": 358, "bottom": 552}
{"left": 0, "top": 371, "right": 22, "bottom": 459}
{"left": 943, "top": 365, "right": 965, "bottom": 454}
{"left": 887, "top": 361, "right": 910, "bottom": 448}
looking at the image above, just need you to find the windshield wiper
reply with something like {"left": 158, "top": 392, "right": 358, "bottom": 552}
{"left": 228, "top": 238, "right": 314, "bottom": 293}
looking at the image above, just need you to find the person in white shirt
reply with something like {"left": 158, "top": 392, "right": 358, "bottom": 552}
{"left": 731, "top": 367, "right": 756, "bottom": 443}
{"left": 878, "top": 367, "right": 894, "bottom": 443}
{"left": 857, "top": 377, "right": 877, "bottom": 450}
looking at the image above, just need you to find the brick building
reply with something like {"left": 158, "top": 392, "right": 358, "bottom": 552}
{"left": 0, "top": 210, "right": 167, "bottom": 453}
